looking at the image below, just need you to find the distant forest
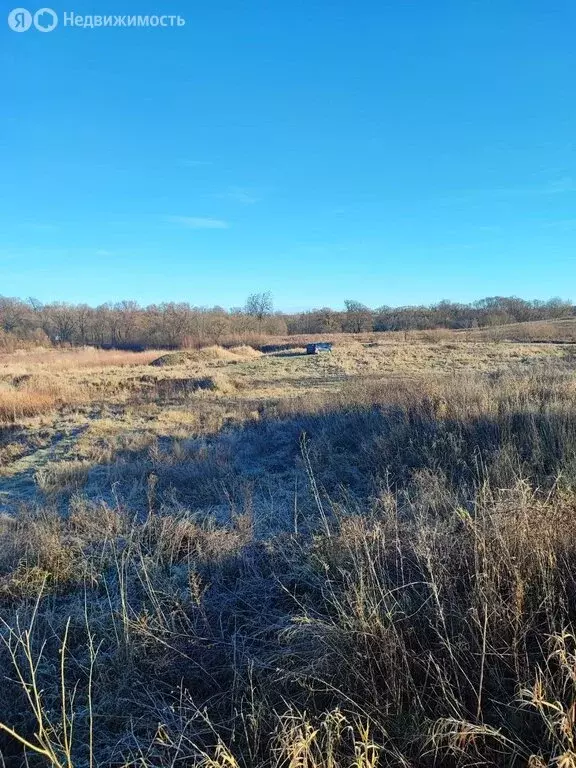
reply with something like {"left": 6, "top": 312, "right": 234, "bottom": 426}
{"left": 0, "top": 293, "right": 573, "bottom": 350}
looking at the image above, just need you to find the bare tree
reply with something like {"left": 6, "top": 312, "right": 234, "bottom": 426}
{"left": 245, "top": 291, "right": 273, "bottom": 331}
{"left": 0, "top": 292, "right": 574, "bottom": 351}
{"left": 75, "top": 304, "right": 92, "bottom": 345}
{"left": 45, "top": 303, "right": 77, "bottom": 344}
{"left": 158, "top": 302, "right": 193, "bottom": 347}
{"left": 344, "top": 299, "right": 373, "bottom": 333}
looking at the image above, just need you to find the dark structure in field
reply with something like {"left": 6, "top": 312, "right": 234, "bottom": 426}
{"left": 260, "top": 343, "right": 301, "bottom": 353}
{"left": 306, "top": 342, "right": 333, "bottom": 355}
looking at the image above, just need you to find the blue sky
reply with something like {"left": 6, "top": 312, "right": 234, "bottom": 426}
{"left": 2, "top": 0, "right": 575, "bottom": 310}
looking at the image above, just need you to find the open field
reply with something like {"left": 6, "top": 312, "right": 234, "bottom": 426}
{"left": 0, "top": 336, "right": 573, "bottom": 511}
{"left": 463, "top": 317, "right": 576, "bottom": 343}
{"left": 2, "top": 335, "right": 576, "bottom": 766}
{"left": 253, "top": 318, "right": 576, "bottom": 347}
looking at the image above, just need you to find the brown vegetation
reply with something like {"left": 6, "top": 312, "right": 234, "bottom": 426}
{"left": 0, "top": 295, "right": 573, "bottom": 352}
{"left": 1, "top": 341, "right": 576, "bottom": 765}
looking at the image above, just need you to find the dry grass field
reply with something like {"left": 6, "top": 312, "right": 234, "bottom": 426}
{"left": 2, "top": 332, "right": 576, "bottom": 766}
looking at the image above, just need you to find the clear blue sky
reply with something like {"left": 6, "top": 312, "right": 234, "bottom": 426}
{"left": 2, "top": 0, "right": 575, "bottom": 310}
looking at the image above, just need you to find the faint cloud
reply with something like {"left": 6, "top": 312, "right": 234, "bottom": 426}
{"left": 167, "top": 216, "right": 230, "bottom": 230}
{"left": 28, "top": 222, "right": 61, "bottom": 232}
{"left": 439, "top": 177, "right": 576, "bottom": 205}
{"left": 95, "top": 249, "right": 113, "bottom": 257}
{"left": 180, "top": 159, "right": 212, "bottom": 168}
{"left": 541, "top": 218, "right": 576, "bottom": 231}
{"left": 6, "top": 220, "right": 61, "bottom": 233}
{"left": 496, "top": 177, "right": 576, "bottom": 197}
{"left": 542, "top": 177, "right": 576, "bottom": 194}
{"left": 218, "top": 186, "right": 260, "bottom": 205}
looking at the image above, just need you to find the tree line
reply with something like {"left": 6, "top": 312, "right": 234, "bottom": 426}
{"left": 287, "top": 296, "right": 575, "bottom": 334}
{"left": 0, "top": 293, "right": 573, "bottom": 350}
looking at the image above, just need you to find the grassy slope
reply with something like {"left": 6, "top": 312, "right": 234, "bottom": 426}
{"left": 464, "top": 316, "right": 576, "bottom": 343}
